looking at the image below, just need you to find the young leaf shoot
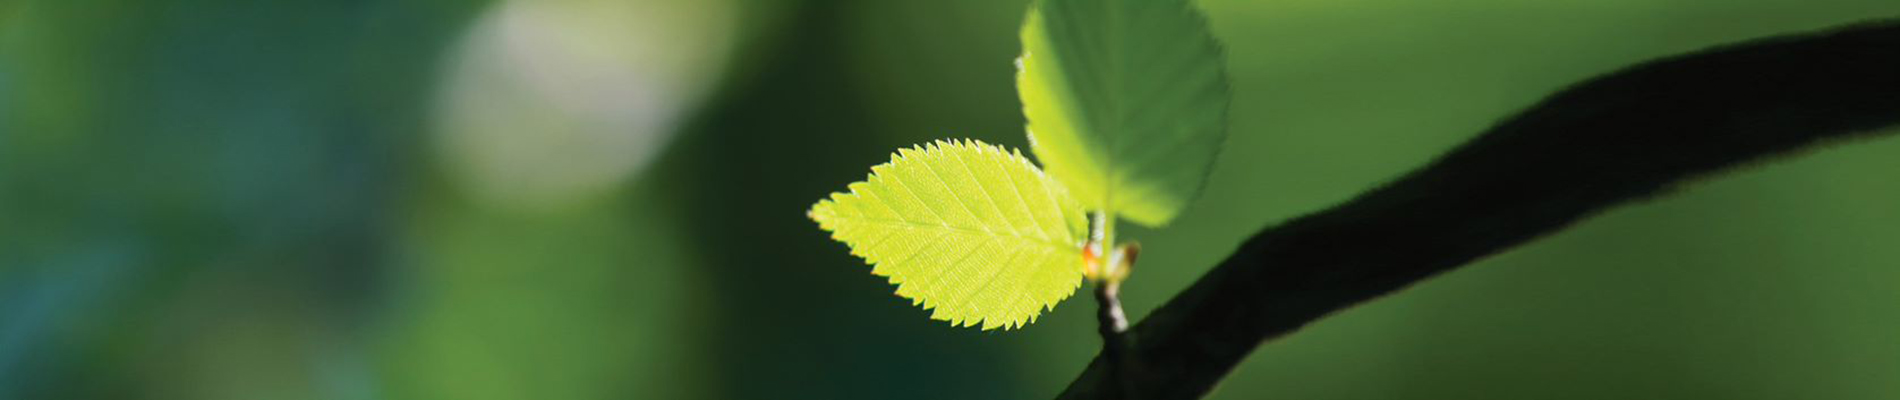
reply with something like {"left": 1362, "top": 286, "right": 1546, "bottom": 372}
{"left": 810, "top": 0, "right": 1230, "bottom": 329}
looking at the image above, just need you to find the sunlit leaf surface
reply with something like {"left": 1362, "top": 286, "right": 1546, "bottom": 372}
{"left": 1018, "top": 0, "right": 1231, "bottom": 226}
{"left": 809, "top": 140, "right": 1089, "bottom": 329}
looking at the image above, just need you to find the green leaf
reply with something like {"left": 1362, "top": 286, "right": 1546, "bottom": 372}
{"left": 1017, "top": 0, "right": 1230, "bottom": 226}
{"left": 808, "top": 139, "right": 1089, "bottom": 330}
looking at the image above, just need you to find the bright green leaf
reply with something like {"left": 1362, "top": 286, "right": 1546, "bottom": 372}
{"left": 808, "top": 139, "right": 1089, "bottom": 330}
{"left": 1017, "top": 0, "right": 1230, "bottom": 226}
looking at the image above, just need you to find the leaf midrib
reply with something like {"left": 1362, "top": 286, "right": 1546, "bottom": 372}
{"left": 827, "top": 214, "right": 1080, "bottom": 252}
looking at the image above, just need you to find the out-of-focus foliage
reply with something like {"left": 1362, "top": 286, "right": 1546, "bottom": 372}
{"left": 810, "top": 140, "right": 1088, "bottom": 330}
{"left": 3, "top": 0, "right": 1900, "bottom": 399}
{"left": 1019, "top": 0, "right": 1230, "bottom": 227}
{"left": 433, "top": 0, "right": 735, "bottom": 209}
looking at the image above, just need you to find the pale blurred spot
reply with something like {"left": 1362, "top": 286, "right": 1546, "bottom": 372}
{"left": 434, "top": 0, "right": 736, "bottom": 209}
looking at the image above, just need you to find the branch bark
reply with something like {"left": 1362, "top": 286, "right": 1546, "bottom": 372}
{"left": 1062, "top": 18, "right": 1900, "bottom": 400}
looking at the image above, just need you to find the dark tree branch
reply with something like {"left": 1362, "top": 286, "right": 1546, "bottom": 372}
{"left": 1061, "top": 18, "right": 1900, "bottom": 400}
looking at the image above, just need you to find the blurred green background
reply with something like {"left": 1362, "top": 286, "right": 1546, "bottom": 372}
{"left": 3, "top": 0, "right": 1898, "bottom": 399}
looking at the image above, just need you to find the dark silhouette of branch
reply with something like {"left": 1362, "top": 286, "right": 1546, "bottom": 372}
{"left": 1061, "top": 18, "right": 1900, "bottom": 400}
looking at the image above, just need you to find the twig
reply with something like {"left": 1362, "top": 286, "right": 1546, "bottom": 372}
{"left": 1094, "top": 282, "right": 1133, "bottom": 398}
{"left": 1088, "top": 210, "right": 1138, "bottom": 398}
{"left": 1057, "top": 18, "right": 1900, "bottom": 400}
